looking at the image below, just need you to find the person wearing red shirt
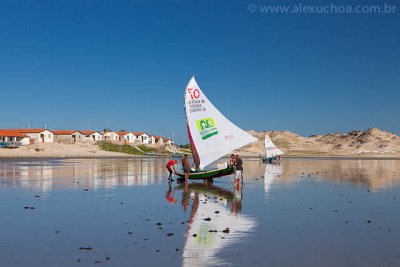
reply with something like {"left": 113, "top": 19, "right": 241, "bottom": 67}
{"left": 166, "top": 159, "right": 178, "bottom": 181}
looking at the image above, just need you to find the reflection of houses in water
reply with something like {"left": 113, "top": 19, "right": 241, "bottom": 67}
{"left": 175, "top": 183, "right": 256, "bottom": 267}
{"left": 88, "top": 159, "right": 166, "bottom": 188}
{"left": 94, "top": 159, "right": 164, "bottom": 188}
{"left": 0, "top": 159, "right": 168, "bottom": 191}
{"left": 17, "top": 165, "right": 53, "bottom": 192}
{"left": 0, "top": 162, "right": 54, "bottom": 192}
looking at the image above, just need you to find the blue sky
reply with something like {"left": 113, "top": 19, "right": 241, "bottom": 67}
{"left": 0, "top": 0, "right": 399, "bottom": 143}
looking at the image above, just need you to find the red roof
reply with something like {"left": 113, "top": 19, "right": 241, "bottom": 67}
{"left": 116, "top": 132, "right": 129, "bottom": 135}
{"left": 132, "top": 132, "right": 146, "bottom": 136}
{"left": 0, "top": 130, "right": 27, "bottom": 138}
{"left": 52, "top": 130, "right": 80, "bottom": 135}
{"left": 80, "top": 130, "right": 99, "bottom": 135}
{"left": 18, "top": 128, "right": 50, "bottom": 133}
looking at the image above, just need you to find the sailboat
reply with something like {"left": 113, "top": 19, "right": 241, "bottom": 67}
{"left": 175, "top": 76, "right": 257, "bottom": 181}
{"left": 263, "top": 134, "right": 284, "bottom": 163}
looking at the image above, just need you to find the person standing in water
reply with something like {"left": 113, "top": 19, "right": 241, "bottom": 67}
{"left": 166, "top": 159, "right": 178, "bottom": 181}
{"left": 182, "top": 154, "right": 191, "bottom": 182}
{"left": 234, "top": 155, "right": 243, "bottom": 184}
{"left": 229, "top": 154, "right": 236, "bottom": 167}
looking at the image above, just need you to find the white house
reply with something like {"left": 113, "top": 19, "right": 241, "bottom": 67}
{"left": 19, "top": 136, "right": 30, "bottom": 145}
{"left": 0, "top": 130, "right": 30, "bottom": 145}
{"left": 164, "top": 138, "right": 174, "bottom": 145}
{"left": 53, "top": 130, "right": 84, "bottom": 144}
{"left": 117, "top": 132, "right": 136, "bottom": 143}
{"left": 19, "top": 129, "right": 54, "bottom": 143}
{"left": 132, "top": 132, "right": 150, "bottom": 144}
{"left": 148, "top": 135, "right": 156, "bottom": 144}
{"left": 81, "top": 130, "right": 103, "bottom": 141}
{"left": 103, "top": 131, "right": 119, "bottom": 141}
{"left": 154, "top": 136, "right": 164, "bottom": 144}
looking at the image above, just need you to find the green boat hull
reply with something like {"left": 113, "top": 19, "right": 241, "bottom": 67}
{"left": 175, "top": 166, "right": 235, "bottom": 180}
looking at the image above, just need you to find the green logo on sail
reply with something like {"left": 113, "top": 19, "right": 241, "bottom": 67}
{"left": 196, "top": 118, "right": 218, "bottom": 140}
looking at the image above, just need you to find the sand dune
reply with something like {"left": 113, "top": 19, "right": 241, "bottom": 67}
{"left": 237, "top": 128, "right": 400, "bottom": 157}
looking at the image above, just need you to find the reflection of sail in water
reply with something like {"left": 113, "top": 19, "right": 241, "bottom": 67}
{"left": 178, "top": 184, "right": 256, "bottom": 267}
{"left": 264, "top": 163, "right": 282, "bottom": 195}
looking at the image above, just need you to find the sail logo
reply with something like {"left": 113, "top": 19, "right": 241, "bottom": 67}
{"left": 196, "top": 118, "right": 218, "bottom": 140}
{"left": 188, "top": 88, "right": 201, "bottom": 99}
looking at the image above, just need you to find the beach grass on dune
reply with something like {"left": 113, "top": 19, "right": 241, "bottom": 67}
{"left": 137, "top": 145, "right": 155, "bottom": 153}
{"left": 97, "top": 141, "right": 156, "bottom": 155}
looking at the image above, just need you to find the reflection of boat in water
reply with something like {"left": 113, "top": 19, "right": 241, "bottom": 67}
{"left": 264, "top": 162, "right": 282, "bottom": 195}
{"left": 175, "top": 183, "right": 256, "bottom": 267}
{"left": 262, "top": 135, "right": 283, "bottom": 163}
{"left": 175, "top": 77, "right": 257, "bottom": 181}
{"left": 175, "top": 183, "right": 235, "bottom": 202}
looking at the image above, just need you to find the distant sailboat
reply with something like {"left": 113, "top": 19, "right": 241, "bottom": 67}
{"left": 175, "top": 76, "right": 257, "bottom": 181}
{"left": 263, "top": 134, "right": 284, "bottom": 163}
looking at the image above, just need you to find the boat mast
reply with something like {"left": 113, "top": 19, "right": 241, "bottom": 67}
{"left": 187, "top": 125, "right": 200, "bottom": 168}
{"left": 184, "top": 77, "right": 200, "bottom": 169}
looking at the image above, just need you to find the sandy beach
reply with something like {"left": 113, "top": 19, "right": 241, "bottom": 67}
{"left": 0, "top": 142, "right": 134, "bottom": 158}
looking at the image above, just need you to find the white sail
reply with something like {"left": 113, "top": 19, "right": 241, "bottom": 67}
{"left": 184, "top": 76, "right": 257, "bottom": 169}
{"left": 265, "top": 134, "right": 284, "bottom": 159}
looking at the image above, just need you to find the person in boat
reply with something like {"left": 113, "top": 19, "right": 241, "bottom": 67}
{"left": 182, "top": 154, "right": 191, "bottom": 182}
{"left": 166, "top": 159, "right": 178, "bottom": 181}
{"left": 234, "top": 155, "right": 243, "bottom": 183}
{"left": 268, "top": 154, "right": 274, "bottom": 162}
{"left": 229, "top": 154, "right": 236, "bottom": 167}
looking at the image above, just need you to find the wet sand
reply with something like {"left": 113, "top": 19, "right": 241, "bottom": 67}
{"left": 0, "top": 158, "right": 399, "bottom": 266}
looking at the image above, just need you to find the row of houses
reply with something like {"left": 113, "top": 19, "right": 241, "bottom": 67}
{"left": 0, "top": 129, "right": 173, "bottom": 146}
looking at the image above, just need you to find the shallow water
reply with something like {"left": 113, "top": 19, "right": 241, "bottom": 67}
{"left": 0, "top": 158, "right": 399, "bottom": 266}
